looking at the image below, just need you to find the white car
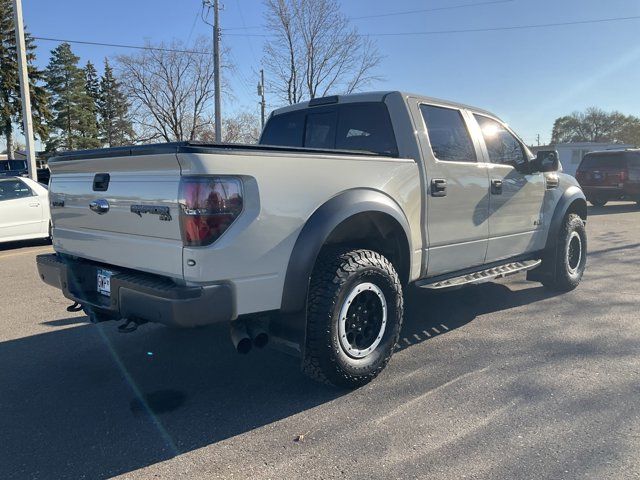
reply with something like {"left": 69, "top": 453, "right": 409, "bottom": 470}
{"left": 0, "top": 176, "right": 51, "bottom": 243}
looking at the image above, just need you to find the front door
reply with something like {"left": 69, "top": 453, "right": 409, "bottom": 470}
{"left": 414, "top": 102, "right": 491, "bottom": 277}
{"left": 0, "top": 178, "right": 43, "bottom": 241}
{"left": 472, "top": 114, "right": 546, "bottom": 262}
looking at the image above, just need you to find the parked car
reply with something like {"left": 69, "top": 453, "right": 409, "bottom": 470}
{"left": 0, "top": 176, "right": 51, "bottom": 243}
{"left": 0, "top": 159, "right": 28, "bottom": 177}
{"left": 36, "top": 91, "right": 587, "bottom": 387}
{"left": 0, "top": 159, "right": 51, "bottom": 185}
{"left": 575, "top": 149, "right": 640, "bottom": 207}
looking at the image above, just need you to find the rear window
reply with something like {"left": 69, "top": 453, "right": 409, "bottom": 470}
{"left": 260, "top": 102, "right": 398, "bottom": 156}
{"left": 579, "top": 154, "right": 627, "bottom": 170}
{"left": 0, "top": 179, "right": 33, "bottom": 201}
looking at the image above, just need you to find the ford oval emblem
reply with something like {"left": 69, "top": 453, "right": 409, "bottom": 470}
{"left": 89, "top": 198, "right": 110, "bottom": 214}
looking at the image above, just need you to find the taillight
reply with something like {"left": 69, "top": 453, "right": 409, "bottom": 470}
{"left": 179, "top": 177, "right": 243, "bottom": 246}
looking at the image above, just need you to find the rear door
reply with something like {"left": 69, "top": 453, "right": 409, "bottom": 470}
{"left": 471, "top": 114, "right": 546, "bottom": 262}
{"left": 412, "top": 101, "right": 490, "bottom": 276}
{"left": 0, "top": 178, "right": 43, "bottom": 240}
{"left": 48, "top": 153, "right": 184, "bottom": 279}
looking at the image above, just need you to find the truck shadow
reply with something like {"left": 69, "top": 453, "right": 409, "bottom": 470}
{"left": 0, "top": 280, "right": 560, "bottom": 479}
{"left": 0, "top": 237, "right": 51, "bottom": 252}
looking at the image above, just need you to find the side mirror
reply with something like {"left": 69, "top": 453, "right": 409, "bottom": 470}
{"left": 532, "top": 150, "right": 559, "bottom": 173}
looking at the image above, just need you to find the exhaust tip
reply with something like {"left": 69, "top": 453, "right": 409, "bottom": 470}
{"left": 252, "top": 332, "right": 269, "bottom": 349}
{"left": 236, "top": 337, "right": 252, "bottom": 354}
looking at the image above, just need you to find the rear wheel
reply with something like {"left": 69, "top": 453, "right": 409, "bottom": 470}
{"left": 303, "top": 248, "right": 403, "bottom": 388}
{"left": 589, "top": 197, "right": 607, "bottom": 207}
{"left": 541, "top": 213, "right": 587, "bottom": 292}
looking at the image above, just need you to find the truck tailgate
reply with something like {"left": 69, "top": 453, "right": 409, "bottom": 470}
{"left": 48, "top": 152, "right": 184, "bottom": 280}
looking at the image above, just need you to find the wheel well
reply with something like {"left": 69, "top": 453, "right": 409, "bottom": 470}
{"left": 567, "top": 198, "right": 588, "bottom": 221}
{"left": 322, "top": 211, "right": 411, "bottom": 284}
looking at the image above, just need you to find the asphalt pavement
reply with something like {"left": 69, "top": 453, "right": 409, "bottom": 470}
{"left": 1, "top": 203, "right": 639, "bottom": 480}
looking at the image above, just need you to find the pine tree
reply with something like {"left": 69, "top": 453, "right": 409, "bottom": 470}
{"left": 45, "top": 43, "right": 99, "bottom": 151}
{"left": 78, "top": 61, "right": 100, "bottom": 148}
{"left": 0, "top": 0, "right": 50, "bottom": 158}
{"left": 98, "top": 58, "right": 133, "bottom": 147}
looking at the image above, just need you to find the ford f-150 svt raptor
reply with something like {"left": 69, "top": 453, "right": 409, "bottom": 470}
{"left": 37, "top": 91, "right": 587, "bottom": 388}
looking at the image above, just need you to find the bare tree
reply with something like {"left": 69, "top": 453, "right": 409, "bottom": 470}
{"left": 116, "top": 37, "right": 230, "bottom": 142}
{"left": 263, "top": 0, "right": 382, "bottom": 105}
{"left": 198, "top": 111, "right": 261, "bottom": 144}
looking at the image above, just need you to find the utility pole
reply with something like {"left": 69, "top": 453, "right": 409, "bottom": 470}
{"left": 257, "top": 69, "right": 266, "bottom": 129}
{"left": 536, "top": 134, "right": 541, "bottom": 146}
{"left": 12, "top": 0, "right": 37, "bottom": 181}
{"left": 213, "top": 0, "right": 222, "bottom": 143}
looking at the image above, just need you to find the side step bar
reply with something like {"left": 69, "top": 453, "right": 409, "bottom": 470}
{"left": 416, "top": 259, "right": 542, "bottom": 290}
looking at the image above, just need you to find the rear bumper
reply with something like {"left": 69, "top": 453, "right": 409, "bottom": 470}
{"left": 36, "top": 254, "right": 236, "bottom": 327}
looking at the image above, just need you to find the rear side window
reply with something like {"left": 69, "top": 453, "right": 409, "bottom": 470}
{"left": 260, "top": 110, "right": 305, "bottom": 147}
{"left": 335, "top": 103, "right": 398, "bottom": 156}
{"left": 420, "top": 105, "right": 476, "bottom": 162}
{"left": 474, "top": 114, "right": 527, "bottom": 167}
{"left": 0, "top": 179, "right": 33, "bottom": 201}
{"left": 261, "top": 102, "right": 398, "bottom": 156}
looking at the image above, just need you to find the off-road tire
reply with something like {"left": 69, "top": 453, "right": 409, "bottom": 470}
{"left": 541, "top": 213, "right": 587, "bottom": 292}
{"left": 303, "top": 248, "right": 403, "bottom": 388}
{"left": 589, "top": 197, "right": 607, "bottom": 207}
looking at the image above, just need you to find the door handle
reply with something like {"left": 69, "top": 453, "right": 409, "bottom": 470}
{"left": 431, "top": 178, "right": 447, "bottom": 197}
{"left": 29, "top": 202, "right": 40, "bottom": 207}
{"left": 491, "top": 179, "right": 503, "bottom": 195}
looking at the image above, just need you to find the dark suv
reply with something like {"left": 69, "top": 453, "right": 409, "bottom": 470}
{"left": 575, "top": 149, "right": 640, "bottom": 207}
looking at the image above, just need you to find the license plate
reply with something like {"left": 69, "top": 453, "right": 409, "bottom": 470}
{"left": 593, "top": 172, "right": 602, "bottom": 180}
{"left": 97, "top": 269, "right": 114, "bottom": 296}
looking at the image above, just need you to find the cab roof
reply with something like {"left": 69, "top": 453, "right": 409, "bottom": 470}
{"left": 270, "top": 90, "right": 497, "bottom": 119}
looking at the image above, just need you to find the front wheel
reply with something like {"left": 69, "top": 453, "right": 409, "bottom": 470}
{"left": 303, "top": 248, "right": 403, "bottom": 388}
{"left": 541, "top": 213, "right": 587, "bottom": 292}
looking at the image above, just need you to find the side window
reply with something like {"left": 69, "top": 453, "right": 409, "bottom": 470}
{"left": 260, "top": 110, "right": 305, "bottom": 147}
{"left": 420, "top": 104, "right": 476, "bottom": 162}
{"left": 335, "top": 103, "right": 398, "bottom": 156}
{"left": 0, "top": 179, "right": 34, "bottom": 201}
{"left": 305, "top": 111, "right": 337, "bottom": 149}
{"left": 474, "top": 114, "right": 527, "bottom": 167}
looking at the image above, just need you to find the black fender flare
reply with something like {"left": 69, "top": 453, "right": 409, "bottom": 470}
{"left": 270, "top": 189, "right": 412, "bottom": 356}
{"left": 544, "top": 185, "right": 587, "bottom": 253}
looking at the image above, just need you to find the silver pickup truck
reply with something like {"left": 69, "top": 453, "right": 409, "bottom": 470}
{"left": 37, "top": 91, "right": 587, "bottom": 388}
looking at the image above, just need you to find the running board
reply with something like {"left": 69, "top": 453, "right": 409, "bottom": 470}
{"left": 417, "top": 259, "right": 542, "bottom": 290}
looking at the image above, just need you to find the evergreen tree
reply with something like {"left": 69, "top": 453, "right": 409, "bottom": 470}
{"left": 0, "top": 0, "right": 50, "bottom": 158}
{"left": 45, "top": 43, "right": 99, "bottom": 150}
{"left": 79, "top": 61, "right": 100, "bottom": 146}
{"left": 98, "top": 58, "right": 133, "bottom": 146}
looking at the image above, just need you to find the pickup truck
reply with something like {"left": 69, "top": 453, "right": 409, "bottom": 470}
{"left": 36, "top": 91, "right": 587, "bottom": 388}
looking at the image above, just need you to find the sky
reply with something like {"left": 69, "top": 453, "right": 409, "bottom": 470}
{"left": 7, "top": 0, "right": 640, "bottom": 149}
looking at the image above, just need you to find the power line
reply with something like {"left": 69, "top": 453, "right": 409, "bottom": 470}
{"left": 33, "top": 36, "right": 208, "bottom": 54}
{"left": 371, "top": 14, "right": 640, "bottom": 36}
{"left": 222, "top": 14, "right": 640, "bottom": 37}
{"left": 350, "top": 0, "right": 515, "bottom": 20}
{"left": 33, "top": 14, "right": 640, "bottom": 49}
{"left": 221, "top": 0, "right": 516, "bottom": 30}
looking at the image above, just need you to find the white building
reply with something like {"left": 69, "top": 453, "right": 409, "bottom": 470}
{"left": 532, "top": 142, "right": 634, "bottom": 177}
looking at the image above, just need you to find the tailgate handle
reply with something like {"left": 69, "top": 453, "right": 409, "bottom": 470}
{"left": 93, "top": 173, "right": 110, "bottom": 191}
